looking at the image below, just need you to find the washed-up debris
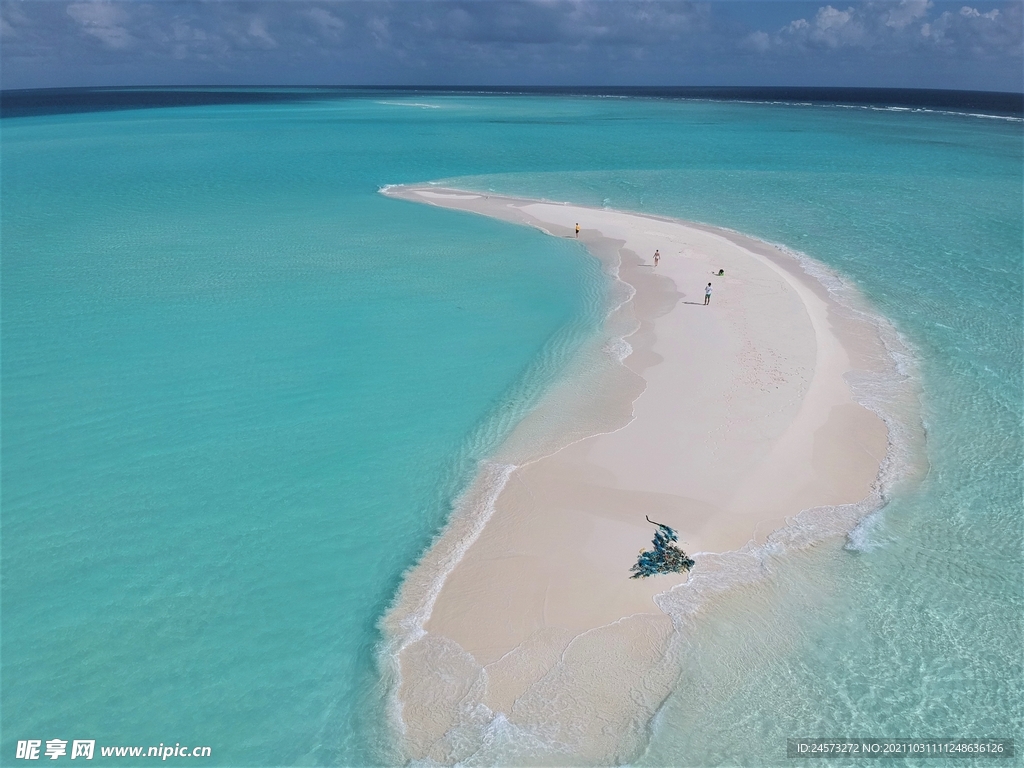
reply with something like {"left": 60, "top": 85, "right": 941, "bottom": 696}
{"left": 630, "top": 516, "right": 695, "bottom": 578}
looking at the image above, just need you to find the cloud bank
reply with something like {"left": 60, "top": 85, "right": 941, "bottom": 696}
{"left": 747, "top": 0, "right": 1019, "bottom": 56}
{"left": 1, "top": 1, "right": 1020, "bottom": 91}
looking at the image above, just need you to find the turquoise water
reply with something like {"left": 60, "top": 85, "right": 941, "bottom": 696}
{"left": 2, "top": 94, "right": 1021, "bottom": 766}
{"left": 1, "top": 99, "right": 606, "bottom": 766}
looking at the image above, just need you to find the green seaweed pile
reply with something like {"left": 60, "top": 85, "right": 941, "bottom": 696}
{"left": 630, "top": 516, "right": 695, "bottom": 578}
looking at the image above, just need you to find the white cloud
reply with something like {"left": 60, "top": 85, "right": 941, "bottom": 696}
{"left": 748, "top": 0, "right": 1019, "bottom": 57}
{"left": 165, "top": 18, "right": 218, "bottom": 61}
{"left": 305, "top": 7, "right": 345, "bottom": 38}
{"left": 745, "top": 29, "right": 771, "bottom": 52}
{"left": 783, "top": 5, "right": 868, "bottom": 48}
{"left": 246, "top": 16, "right": 276, "bottom": 48}
{"left": 886, "top": 0, "right": 932, "bottom": 29}
{"left": 1, "top": 2, "right": 30, "bottom": 39}
{"left": 960, "top": 6, "right": 1001, "bottom": 19}
{"left": 66, "top": 1, "right": 135, "bottom": 50}
{"left": 919, "top": 4, "right": 1017, "bottom": 54}
{"left": 367, "top": 15, "right": 391, "bottom": 48}
{"left": 815, "top": 6, "right": 856, "bottom": 39}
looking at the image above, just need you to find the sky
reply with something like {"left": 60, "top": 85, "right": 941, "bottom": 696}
{"left": 1, "top": 0, "right": 1021, "bottom": 92}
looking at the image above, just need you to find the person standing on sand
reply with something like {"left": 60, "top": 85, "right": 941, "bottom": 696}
{"left": 704, "top": 282, "right": 713, "bottom": 305}
{"left": 654, "top": 250, "right": 660, "bottom": 267}
{"left": 575, "top": 223, "right": 580, "bottom": 238}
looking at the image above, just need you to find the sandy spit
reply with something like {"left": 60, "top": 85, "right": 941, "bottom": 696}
{"left": 378, "top": 185, "right": 893, "bottom": 765}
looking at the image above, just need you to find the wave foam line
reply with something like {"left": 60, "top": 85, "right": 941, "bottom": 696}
{"left": 379, "top": 460, "right": 515, "bottom": 746}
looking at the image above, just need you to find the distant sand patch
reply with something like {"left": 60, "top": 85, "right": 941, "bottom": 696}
{"left": 415, "top": 190, "right": 482, "bottom": 200}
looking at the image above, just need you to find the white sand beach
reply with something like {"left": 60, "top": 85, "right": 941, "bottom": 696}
{"left": 380, "top": 186, "right": 893, "bottom": 764}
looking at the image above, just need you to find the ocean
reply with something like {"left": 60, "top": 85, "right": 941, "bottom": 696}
{"left": 2, "top": 89, "right": 1021, "bottom": 766}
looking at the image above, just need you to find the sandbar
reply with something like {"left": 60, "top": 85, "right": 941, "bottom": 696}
{"left": 379, "top": 185, "right": 892, "bottom": 765}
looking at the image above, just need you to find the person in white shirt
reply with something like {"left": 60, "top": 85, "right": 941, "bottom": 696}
{"left": 704, "top": 282, "right": 713, "bottom": 305}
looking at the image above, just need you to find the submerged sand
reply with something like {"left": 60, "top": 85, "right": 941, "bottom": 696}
{"left": 379, "top": 186, "right": 895, "bottom": 765}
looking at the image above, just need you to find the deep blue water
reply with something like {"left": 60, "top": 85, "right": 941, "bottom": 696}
{"left": 2, "top": 86, "right": 1021, "bottom": 119}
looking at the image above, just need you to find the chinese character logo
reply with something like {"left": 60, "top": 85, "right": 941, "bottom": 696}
{"left": 44, "top": 741, "right": 68, "bottom": 760}
{"left": 70, "top": 741, "right": 95, "bottom": 760}
{"left": 16, "top": 741, "right": 42, "bottom": 760}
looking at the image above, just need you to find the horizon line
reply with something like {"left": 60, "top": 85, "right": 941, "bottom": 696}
{"left": 3, "top": 84, "right": 1023, "bottom": 96}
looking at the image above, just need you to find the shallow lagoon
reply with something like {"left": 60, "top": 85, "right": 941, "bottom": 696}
{"left": 2, "top": 92, "right": 1020, "bottom": 764}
